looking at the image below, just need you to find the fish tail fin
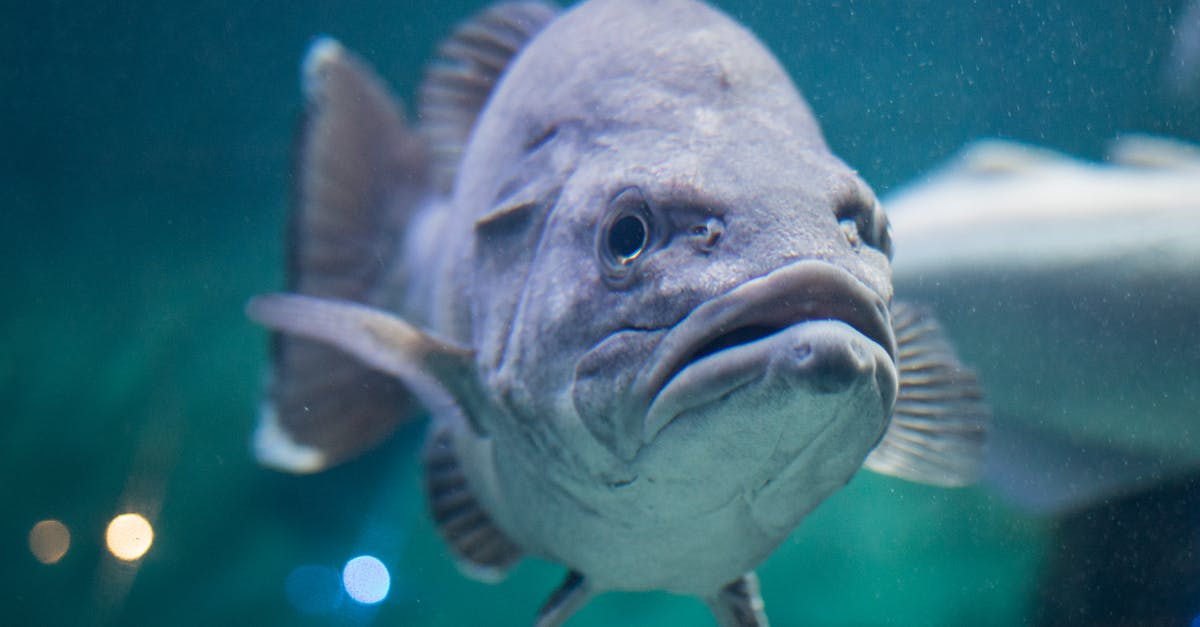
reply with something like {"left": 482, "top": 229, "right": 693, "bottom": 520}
{"left": 255, "top": 38, "right": 431, "bottom": 473}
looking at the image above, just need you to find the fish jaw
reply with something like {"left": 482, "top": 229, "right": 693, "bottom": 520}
{"left": 644, "top": 319, "right": 896, "bottom": 443}
{"left": 635, "top": 259, "right": 897, "bottom": 445}
{"left": 627, "top": 319, "right": 897, "bottom": 516}
{"left": 540, "top": 319, "right": 899, "bottom": 594}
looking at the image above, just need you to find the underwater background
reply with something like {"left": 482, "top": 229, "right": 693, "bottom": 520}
{"left": 4, "top": 1, "right": 1198, "bottom": 625}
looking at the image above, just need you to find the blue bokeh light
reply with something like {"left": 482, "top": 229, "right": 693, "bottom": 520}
{"left": 342, "top": 555, "right": 391, "bottom": 605}
{"left": 285, "top": 564, "right": 344, "bottom": 615}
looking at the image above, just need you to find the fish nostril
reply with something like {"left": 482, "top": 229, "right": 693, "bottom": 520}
{"left": 834, "top": 192, "right": 893, "bottom": 259}
{"left": 834, "top": 196, "right": 873, "bottom": 250}
{"left": 839, "top": 219, "right": 861, "bottom": 247}
{"left": 690, "top": 217, "right": 724, "bottom": 252}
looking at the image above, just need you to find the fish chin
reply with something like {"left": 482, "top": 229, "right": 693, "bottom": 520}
{"left": 630, "top": 320, "right": 896, "bottom": 516}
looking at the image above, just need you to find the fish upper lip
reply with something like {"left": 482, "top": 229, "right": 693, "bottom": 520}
{"left": 629, "top": 259, "right": 895, "bottom": 440}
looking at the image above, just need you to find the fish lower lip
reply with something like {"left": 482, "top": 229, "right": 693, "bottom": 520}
{"left": 633, "top": 260, "right": 895, "bottom": 439}
{"left": 641, "top": 319, "right": 892, "bottom": 444}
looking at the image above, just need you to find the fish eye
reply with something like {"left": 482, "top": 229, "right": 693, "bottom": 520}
{"left": 608, "top": 214, "right": 648, "bottom": 264}
{"left": 598, "top": 187, "right": 656, "bottom": 280}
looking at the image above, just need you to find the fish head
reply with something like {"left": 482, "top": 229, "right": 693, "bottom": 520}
{"left": 459, "top": 0, "right": 897, "bottom": 519}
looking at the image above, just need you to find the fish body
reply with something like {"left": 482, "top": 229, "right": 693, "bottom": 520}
{"left": 886, "top": 136, "right": 1200, "bottom": 513}
{"left": 248, "top": 1, "right": 987, "bottom": 623}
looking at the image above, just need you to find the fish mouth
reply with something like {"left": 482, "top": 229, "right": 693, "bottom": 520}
{"left": 632, "top": 260, "right": 895, "bottom": 444}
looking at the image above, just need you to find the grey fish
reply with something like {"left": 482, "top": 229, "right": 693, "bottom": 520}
{"left": 886, "top": 136, "right": 1200, "bottom": 515}
{"left": 246, "top": 1, "right": 988, "bottom": 624}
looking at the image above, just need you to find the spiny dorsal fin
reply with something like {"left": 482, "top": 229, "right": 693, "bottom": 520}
{"left": 418, "top": 1, "right": 558, "bottom": 192}
{"left": 258, "top": 38, "right": 430, "bottom": 473}
{"left": 863, "top": 302, "right": 990, "bottom": 487}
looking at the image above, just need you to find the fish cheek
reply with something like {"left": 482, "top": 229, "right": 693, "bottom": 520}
{"left": 572, "top": 328, "right": 666, "bottom": 459}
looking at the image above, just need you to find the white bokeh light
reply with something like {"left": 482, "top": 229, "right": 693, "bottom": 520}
{"left": 105, "top": 513, "right": 153, "bottom": 561}
{"left": 342, "top": 555, "right": 390, "bottom": 605}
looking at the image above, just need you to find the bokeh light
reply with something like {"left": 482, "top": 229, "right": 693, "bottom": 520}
{"left": 342, "top": 555, "right": 390, "bottom": 605}
{"left": 29, "top": 519, "right": 71, "bottom": 564}
{"left": 285, "top": 564, "right": 344, "bottom": 615}
{"left": 105, "top": 513, "right": 154, "bottom": 561}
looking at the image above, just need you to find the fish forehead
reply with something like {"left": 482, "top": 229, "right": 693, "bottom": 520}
{"left": 456, "top": 0, "right": 827, "bottom": 215}
{"left": 584, "top": 126, "right": 850, "bottom": 208}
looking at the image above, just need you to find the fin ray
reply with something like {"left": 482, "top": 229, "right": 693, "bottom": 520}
{"left": 423, "top": 422, "right": 522, "bottom": 581}
{"left": 259, "top": 37, "right": 432, "bottom": 472}
{"left": 249, "top": 293, "right": 493, "bottom": 435}
{"left": 418, "top": 1, "right": 558, "bottom": 192}
{"left": 863, "top": 302, "right": 990, "bottom": 487}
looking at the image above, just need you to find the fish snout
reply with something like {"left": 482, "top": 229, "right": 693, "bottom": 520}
{"left": 783, "top": 324, "right": 876, "bottom": 394}
{"left": 772, "top": 321, "right": 899, "bottom": 413}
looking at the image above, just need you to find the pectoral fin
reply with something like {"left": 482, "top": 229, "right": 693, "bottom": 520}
{"left": 863, "top": 302, "right": 990, "bottom": 487}
{"left": 423, "top": 420, "right": 522, "bottom": 581}
{"left": 248, "top": 294, "right": 492, "bottom": 439}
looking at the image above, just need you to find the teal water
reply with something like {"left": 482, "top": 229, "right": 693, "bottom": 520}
{"left": 3, "top": 1, "right": 1197, "bottom": 625}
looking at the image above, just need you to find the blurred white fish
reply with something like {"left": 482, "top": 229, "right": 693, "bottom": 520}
{"left": 1165, "top": 0, "right": 1200, "bottom": 97}
{"left": 885, "top": 135, "right": 1200, "bottom": 514}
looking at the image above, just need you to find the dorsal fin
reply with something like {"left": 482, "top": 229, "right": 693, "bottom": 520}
{"left": 1106, "top": 134, "right": 1200, "bottom": 169}
{"left": 418, "top": 1, "right": 558, "bottom": 192}
{"left": 955, "top": 139, "right": 1076, "bottom": 176}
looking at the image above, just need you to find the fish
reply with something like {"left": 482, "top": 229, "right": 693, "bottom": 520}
{"left": 884, "top": 135, "right": 1200, "bottom": 627}
{"left": 1164, "top": 0, "right": 1200, "bottom": 98}
{"left": 246, "top": 1, "right": 988, "bottom": 624}
{"left": 884, "top": 135, "right": 1200, "bottom": 514}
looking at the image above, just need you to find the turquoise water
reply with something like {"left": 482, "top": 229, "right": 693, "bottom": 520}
{"left": 3, "top": 1, "right": 1197, "bottom": 625}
